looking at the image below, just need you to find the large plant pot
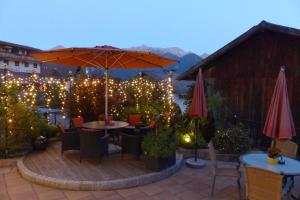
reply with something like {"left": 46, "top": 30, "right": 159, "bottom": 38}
{"left": 145, "top": 153, "right": 176, "bottom": 172}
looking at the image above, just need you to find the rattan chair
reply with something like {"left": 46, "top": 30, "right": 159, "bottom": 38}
{"left": 121, "top": 126, "right": 152, "bottom": 159}
{"left": 276, "top": 140, "right": 298, "bottom": 159}
{"left": 244, "top": 166, "right": 283, "bottom": 200}
{"left": 57, "top": 124, "right": 80, "bottom": 155}
{"left": 208, "top": 141, "right": 241, "bottom": 198}
{"left": 273, "top": 140, "right": 298, "bottom": 189}
{"left": 79, "top": 129, "right": 109, "bottom": 163}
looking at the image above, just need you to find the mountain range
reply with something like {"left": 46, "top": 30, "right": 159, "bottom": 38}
{"left": 89, "top": 45, "right": 203, "bottom": 80}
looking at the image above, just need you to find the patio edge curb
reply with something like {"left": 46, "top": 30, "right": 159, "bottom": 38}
{"left": 17, "top": 154, "right": 184, "bottom": 190}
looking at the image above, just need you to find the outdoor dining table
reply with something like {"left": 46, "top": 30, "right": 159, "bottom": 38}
{"left": 240, "top": 153, "right": 300, "bottom": 176}
{"left": 82, "top": 120, "right": 129, "bottom": 130}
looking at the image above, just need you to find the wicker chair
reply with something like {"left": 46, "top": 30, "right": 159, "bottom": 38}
{"left": 57, "top": 124, "right": 80, "bottom": 155}
{"left": 244, "top": 166, "right": 283, "bottom": 200}
{"left": 121, "top": 126, "right": 152, "bottom": 159}
{"left": 79, "top": 129, "right": 109, "bottom": 163}
{"left": 276, "top": 140, "right": 298, "bottom": 159}
{"left": 208, "top": 141, "right": 241, "bottom": 198}
{"left": 276, "top": 140, "right": 298, "bottom": 190}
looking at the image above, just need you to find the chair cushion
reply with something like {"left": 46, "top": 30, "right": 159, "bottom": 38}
{"left": 215, "top": 167, "right": 240, "bottom": 177}
{"left": 148, "top": 119, "right": 156, "bottom": 128}
{"left": 72, "top": 117, "right": 84, "bottom": 128}
{"left": 128, "top": 114, "right": 142, "bottom": 126}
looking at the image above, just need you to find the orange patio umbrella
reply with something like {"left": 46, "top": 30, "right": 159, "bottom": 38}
{"left": 263, "top": 67, "right": 296, "bottom": 143}
{"left": 31, "top": 45, "right": 176, "bottom": 121}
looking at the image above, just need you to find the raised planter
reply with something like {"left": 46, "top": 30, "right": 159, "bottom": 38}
{"left": 145, "top": 153, "right": 176, "bottom": 172}
{"left": 17, "top": 153, "right": 184, "bottom": 190}
{"left": 178, "top": 147, "right": 209, "bottom": 159}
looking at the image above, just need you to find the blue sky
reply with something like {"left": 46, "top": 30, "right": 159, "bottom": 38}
{"left": 0, "top": 0, "right": 299, "bottom": 55}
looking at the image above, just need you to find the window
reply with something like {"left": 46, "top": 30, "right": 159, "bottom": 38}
{"left": 15, "top": 61, "right": 19, "bottom": 66}
{"left": 33, "top": 63, "right": 38, "bottom": 68}
{"left": 24, "top": 62, "right": 29, "bottom": 67}
{"left": 3, "top": 60, "right": 9, "bottom": 65}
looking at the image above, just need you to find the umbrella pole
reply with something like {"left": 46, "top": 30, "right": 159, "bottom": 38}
{"left": 105, "top": 67, "right": 108, "bottom": 122}
{"left": 194, "top": 119, "right": 199, "bottom": 162}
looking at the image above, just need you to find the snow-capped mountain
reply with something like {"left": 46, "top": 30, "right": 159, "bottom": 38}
{"left": 128, "top": 45, "right": 190, "bottom": 57}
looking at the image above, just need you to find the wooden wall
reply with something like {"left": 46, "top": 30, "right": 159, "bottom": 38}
{"left": 204, "top": 30, "right": 300, "bottom": 138}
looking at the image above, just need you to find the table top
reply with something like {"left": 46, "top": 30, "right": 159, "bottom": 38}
{"left": 240, "top": 153, "right": 300, "bottom": 176}
{"left": 82, "top": 121, "right": 129, "bottom": 130}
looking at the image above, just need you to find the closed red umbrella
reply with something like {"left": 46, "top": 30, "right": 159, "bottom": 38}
{"left": 189, "top": 68, "right": 208, "bottom": 118}
{"left": 263, "top": 67, "right": 296, "bottom": 141}
{"left": 186, "top": 68, "right": 208, "bottom": 168}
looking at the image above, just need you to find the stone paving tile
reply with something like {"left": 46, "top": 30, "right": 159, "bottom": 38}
{"left": 138, "top": 183, "right": 165, "bottom": 196}
{"left": 64, "top": 190, "right": 94, "bottom": 200}
{"left": 94, "top": 193, "right": 124, "bottom": 200}
{"left": 116, "top": 187, "right": 142, "bottom": 198}
{"left": 176, "top": 190, "right": 202, "bottom": 200}
{"left": 92, "top": 190, "right": 116, "bottom": 199}
{"left": 0, "top": 191, "right": 10, "bottom": 200}
{"left": 151, "top": 191, "right": 180, "bottom": 200}
{"left": 37, "top": 189, "right": 67, "bottom": 200}
{"left": 123, "top": 191, "right": 148, "bottom": 200}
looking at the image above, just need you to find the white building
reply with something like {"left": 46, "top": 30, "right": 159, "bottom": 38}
{"left": 0, "top": 40, "right": 41, "bottom": 74}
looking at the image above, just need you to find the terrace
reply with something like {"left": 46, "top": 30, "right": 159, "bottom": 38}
{"left": 0, "top": 35, "right": 300, "bottom": 200}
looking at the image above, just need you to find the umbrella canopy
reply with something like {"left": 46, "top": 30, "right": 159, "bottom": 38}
{"left": 262, "top": 67, "right": 296, "bottom": 140}
{"left": 31, "top": 45, "right": 176, "bottom": 121}
{"left": 31, "top": 45, "right": 176, "bottom": 69}
{"left": 188, "top": 68, "right": 208, "bottom": 118}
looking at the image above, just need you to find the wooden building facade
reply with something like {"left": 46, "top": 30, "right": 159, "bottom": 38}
{"left": 178, "top": 21, "right": 300, "bottom": 142}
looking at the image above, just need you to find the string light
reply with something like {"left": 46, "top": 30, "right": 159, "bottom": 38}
{"left": 0, "top": 69, "right": 175, "bottom": 125}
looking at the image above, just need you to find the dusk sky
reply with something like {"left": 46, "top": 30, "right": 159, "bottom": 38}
{"left": 0, "top": 0, "right": 299, "bottom": 55}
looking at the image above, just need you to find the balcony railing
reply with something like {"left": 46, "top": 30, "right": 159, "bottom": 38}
{"left": 0, "top": 52, "right": 40, "bottom": 63}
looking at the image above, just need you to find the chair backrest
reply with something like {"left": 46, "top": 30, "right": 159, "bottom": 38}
{"left": 57, "top": 124, "right": 65, "bottom": 135}
{"left": 244, "top": 166, "right": 283, "bottom": 200}
{"left": 276, "top": 140, "right": 298, "bottom": 158}
{"left": 148, "top": 119, "right": 156, "bottom": 128}
{"left": 208, "top": 141, "right": 217, "bottom": 175}
{"left": 72, "top": 116, "right": 84, "bottom": 128}
{"left": 128, "top": 114, "right": 142, "bottom": 126}
{"left": 80, "top": 129, "right": 107, "bottom": 156}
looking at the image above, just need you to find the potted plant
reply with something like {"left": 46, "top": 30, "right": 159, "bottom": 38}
{"left": 142, "top": 128, "right": 177, "bottom": 171}
{"left": 267, "top": 146, "right": 280, "bottom": 165}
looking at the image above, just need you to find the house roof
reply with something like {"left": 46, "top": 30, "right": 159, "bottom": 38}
{"left": 177, "top": 20, "right": 300, "bottom": 80}
{"left": 0, "top": 40, "right": 41, "bottom": 52}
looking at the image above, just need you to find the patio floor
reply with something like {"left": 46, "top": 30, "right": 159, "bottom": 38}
{"left": 22, "top": 141, "right": 150, "bottom": 181}
{"left": 1, "top": 161, "right": 300, "bottom": 200}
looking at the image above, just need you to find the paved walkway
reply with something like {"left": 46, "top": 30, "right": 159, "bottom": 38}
{"left": 0, "top": 164, "right": 299, "bottom": 200}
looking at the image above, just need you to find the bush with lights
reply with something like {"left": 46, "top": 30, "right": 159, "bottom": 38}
{"left": 0, "top": 71, "right": 59, "bottom": 157}
{"left": 67, "top": 73, "right": 178, "bottom": 125}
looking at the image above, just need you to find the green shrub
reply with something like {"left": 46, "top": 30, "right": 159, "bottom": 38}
{"left": 178, "top": 132, "right": 207, "bottom": 149}
{"left": 142, "top": 128, "right": 178, "bottom": 159}
{"left": 213, "top": 126, "right": 251, "bottom": 154}
{"left": 175, "top": 117, "right": 215, "bottom": 149}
